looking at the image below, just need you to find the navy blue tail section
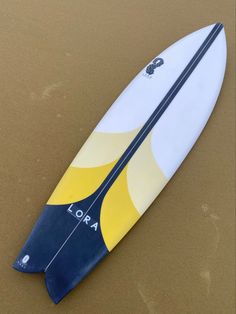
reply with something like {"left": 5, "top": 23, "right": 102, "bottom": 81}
{"left": 13, "top": 204, "right": 78, "bottom": 273}
{"left": 45, "top": 217, "right": 108, "bottom": 303}
{"left": 13, "top": 196, "right": 109, "bottom": 303}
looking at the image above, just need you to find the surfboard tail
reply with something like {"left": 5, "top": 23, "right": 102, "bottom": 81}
{"left": 12, "top": 204, "right": 77, "bottom": 274}
{"left": 44, "top": 241, "right": 108, "bottom": 304}
{"left": 12, "top": 201, "right": 109, "bottom": 303}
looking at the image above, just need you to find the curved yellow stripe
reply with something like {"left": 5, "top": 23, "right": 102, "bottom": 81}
{"left": 47, "top": 161, "right": 116, "bottom": 205}
{"left": 100, "top": 166, "right": 141, "bottom": 251}
{"left": 127, "top": 134, "right": 167, "bottom": 215}
{"left": 71, "top": 130, "right": 139, "bottom": 168}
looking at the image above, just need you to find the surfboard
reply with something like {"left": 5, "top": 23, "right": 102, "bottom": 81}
{"left": 13, "top": 23, "right": 227, "bottom": 303}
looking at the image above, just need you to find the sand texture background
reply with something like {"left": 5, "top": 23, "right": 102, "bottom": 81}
{"left": 0, "top": 1, "right": 235, "bottom": 313}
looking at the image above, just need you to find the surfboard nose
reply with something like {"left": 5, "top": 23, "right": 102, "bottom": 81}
{"left": 204, "top": 22, "right": 223, "bottom": 29}
{"left": 204, "top": 22, "right": 226, "bottom": 45}
{"left": 195, "top": 23, "right": 226, "bottom": 62}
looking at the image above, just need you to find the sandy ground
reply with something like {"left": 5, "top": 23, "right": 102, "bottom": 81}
{"left": 0, "top": 1, "right": 235, "bottom": 313}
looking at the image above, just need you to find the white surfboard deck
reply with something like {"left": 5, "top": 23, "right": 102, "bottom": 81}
{"left": 49, "top": 23, "right": 227, "bottom": 250}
